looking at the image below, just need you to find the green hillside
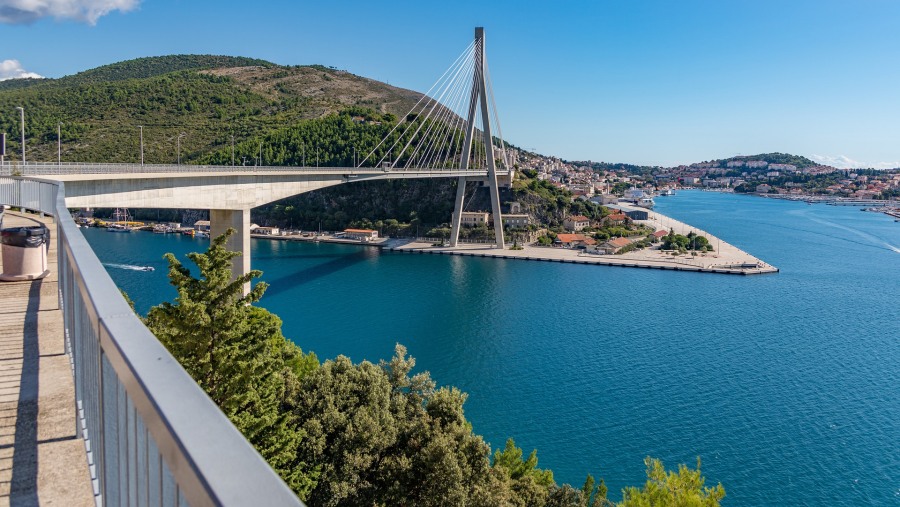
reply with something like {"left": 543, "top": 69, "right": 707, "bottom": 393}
{"left": 57, "top": 55, "right": 274, "bottom": 85}
{"left": 722, "top": 152, "right": 817, "bottom": 168}
{"left": 1, "top": 55, "right": 608, "bottom": 232}
{"left": 0, "top": 55, "right": 423, "bottom": 164}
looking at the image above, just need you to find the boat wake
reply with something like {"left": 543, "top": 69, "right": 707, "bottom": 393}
{"left": 103, "top": 263, "right": 155, "bottom": 272}
{"left": 803, "top": 214, "right": 900, "bottom": 254}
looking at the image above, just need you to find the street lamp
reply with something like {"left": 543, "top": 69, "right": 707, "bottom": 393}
{"left": 231, "top": 135, "right": 235, "bottom": 167}
{"left": 15, "top": 107, "right": 24, "bottom": 165}
{"left": 177, "top": 132, "right": 185, "bottom": 164}
{"left": 139, "top": 125, "right": 144, "bottom": 165}
{"left": 57, "top": 122, "right": 62, "bottom": 166}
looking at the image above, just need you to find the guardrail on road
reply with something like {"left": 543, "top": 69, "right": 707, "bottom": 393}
{"left": 0, "top": 161, "right": 499, "bottom": 177}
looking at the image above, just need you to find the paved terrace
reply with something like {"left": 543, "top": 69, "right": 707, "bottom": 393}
{"left": 0, "top": 211, "right": 93, "bottom": 506}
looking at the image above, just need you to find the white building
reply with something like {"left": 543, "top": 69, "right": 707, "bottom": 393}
{"left": 459, "top": 211, "right": 490, "bottom": 227}
{"left": 502, "top": 214, "right": 530, "bottom": 228}
{"left": 342, "top": 229, "right": 378, "bottom": 241}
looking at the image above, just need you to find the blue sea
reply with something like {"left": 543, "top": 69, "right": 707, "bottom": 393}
{"left": 81, "top": 191, "right": 900, "bottom": 505}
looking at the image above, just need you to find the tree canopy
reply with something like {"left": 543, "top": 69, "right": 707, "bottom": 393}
{"left": 143, "top": 231, "right": 725, "bottom": 505}
{"left": 144, "top": 228, "right": 319, "bottom": 495}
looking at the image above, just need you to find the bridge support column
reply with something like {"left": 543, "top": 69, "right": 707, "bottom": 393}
{"left": 210, "top": 209, "right": 251, "bottom": 293}
{"left": 486, "top": 173, "right": 505, "bottom": 249}
{"left": 449, "top": 177, "right": 467, "bottom": 247}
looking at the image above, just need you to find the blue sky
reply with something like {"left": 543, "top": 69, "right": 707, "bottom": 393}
{"left": 2, "top": 0, "right": 899, "bottom": 168}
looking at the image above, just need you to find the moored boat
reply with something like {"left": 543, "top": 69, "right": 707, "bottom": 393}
{"left": 636, "top": 196, "right": 655, "bottom": 209}
{"left": 107, "top": 208, "right": 135, "bottom": 232}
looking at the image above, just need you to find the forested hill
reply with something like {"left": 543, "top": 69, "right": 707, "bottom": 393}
{"left": 0, "top": 55, "right": 423, "bottom": 164}
{"left": 688, "top": 152, "right": 819, "bottom": 170}
{"left": 1, "top": 54, "right": 598, "bottom": 231}
{"left": 56, "top": 55, "right": 275, "bottom": 85}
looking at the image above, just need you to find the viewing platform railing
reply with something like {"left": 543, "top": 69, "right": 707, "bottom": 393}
{"left": 0, "top": 176, "right": 303, "bottom": 506}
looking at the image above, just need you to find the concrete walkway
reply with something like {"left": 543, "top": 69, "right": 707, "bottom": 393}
{"left": 0, "top": 211, "right": 93, "bottom": 506}
{"left": 385, "top": 208, "right": 778, "bottom": 275}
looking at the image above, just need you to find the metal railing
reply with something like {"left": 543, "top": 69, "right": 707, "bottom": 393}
{"left": 0, "top": 176, "right": 303, "bottom": 507}
{"left": 0, "top": 161, "right": 498, "bottom": 177}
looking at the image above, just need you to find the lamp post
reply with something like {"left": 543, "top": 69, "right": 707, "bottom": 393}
{"left": 57, "top": 122, "right": 62, "bottom": 166}
{"left": 231, "top": 135, "right": 235, "bottom": 167}
{"left": 177, "top": 132, "right": 185, "bottom": 164}
{"left": 258, "top": 141, "right": 262, "bottom": 167}
{"left": 15, "top": 107, "right": 24, "bottom": 165}
{"left": 139, "top": 125, "right": 144, "bottom": 165}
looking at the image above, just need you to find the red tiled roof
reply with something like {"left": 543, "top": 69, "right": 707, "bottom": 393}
{"left": 653, "top": 230, "right": 668, "bottom": 238}
{"left": 568, "top": 215, "right": 590, "bottom": 222}
{"left": 556, "top": 233, "right": 590, "bottom": 243}
{"left": 606, "top": 237, "right": 632, "bottom": 247}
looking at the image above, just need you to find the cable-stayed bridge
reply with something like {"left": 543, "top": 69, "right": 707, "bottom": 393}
{"left": 9, "top": 27, "right": 513, "bottom": 282}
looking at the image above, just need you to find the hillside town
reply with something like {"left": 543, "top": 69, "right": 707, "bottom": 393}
{"left": 505, "top": 149, "right": 900, "bottom": 226}
{"left": 511, "top": 150, "right": 900, "bottom": 202}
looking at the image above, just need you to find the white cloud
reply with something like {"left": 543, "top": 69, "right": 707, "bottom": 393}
{"left": 0, "top": 0, "right": 139, "bottom": 25}
{"left": 810, "top": 154, "right": 899, "bottom": 170}
{"left": 0, "top": 59, "right": 43, "bottom": 80}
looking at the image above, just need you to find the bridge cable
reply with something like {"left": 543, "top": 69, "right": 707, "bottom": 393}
{"left": 358, "top": 40, "right": 475, "bottom": 168}
{"left": 422, "top": 47, "right": 477, "bottom": 169}
{"left": 412, "top": 56, "right": 474, "bottom": 169}
{"left": 485, "top": 58, "right": 510, "bottom": 171}
{"left": 380, "top": 46, "right": 475, "bottom": 168}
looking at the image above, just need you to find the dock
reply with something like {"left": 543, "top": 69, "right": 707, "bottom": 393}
{"left": 0, "top": 211, "right": 94, "bottom": 506}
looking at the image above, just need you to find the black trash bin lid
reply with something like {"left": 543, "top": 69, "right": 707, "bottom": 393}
{"left": 1, "top": 226, "right": 48, "bottom": 237}
{"left": 1, "top": 226, "right": 49, "bottom": 247}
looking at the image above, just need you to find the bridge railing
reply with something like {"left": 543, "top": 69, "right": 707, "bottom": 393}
{"left": 0, "top": 161, "right": 499, "bottom": 177}
{"left": 0, "top": 176, "right": 303, "bottom": 507}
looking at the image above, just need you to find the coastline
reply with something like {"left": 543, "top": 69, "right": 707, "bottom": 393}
{"left": 692, "top": 188, "right": 900, "bottom": 220}
{"left": 251, "top": 208, "right": 779, "bottom": 276}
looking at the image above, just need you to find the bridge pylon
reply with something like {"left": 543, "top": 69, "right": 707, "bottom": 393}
{"left": 449, "top": 27, "right": 505, "bottom": 249}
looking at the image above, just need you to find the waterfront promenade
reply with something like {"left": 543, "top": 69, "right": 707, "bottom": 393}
{"left": 384, "top": 209, "right": 778, "bottom": 275}
{"left": 246, "top": 207, "right": 777, "bottom": 275}
{"left": 0, "top": 212, "right": 94, "bottom": 506}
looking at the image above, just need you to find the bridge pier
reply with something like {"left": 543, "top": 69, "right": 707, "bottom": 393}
{"left": 449, "top": 177, "right": 467, "bottom": 247}
{"left": 210, "top": 209, "right": 251, "bottom": 293}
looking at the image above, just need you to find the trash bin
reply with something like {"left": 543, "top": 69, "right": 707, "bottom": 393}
{"left": 0, "top": 225, "right": 50, "bottom": 281}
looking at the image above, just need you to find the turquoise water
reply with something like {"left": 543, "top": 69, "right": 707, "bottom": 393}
{"left": 82, "top": 191, "right": 900, "bottom": 505}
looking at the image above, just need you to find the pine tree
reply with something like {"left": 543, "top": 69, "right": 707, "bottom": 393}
{"left": 619, "top": 457, "right": 725, "bottom": 507}
{"left": 145, "top": 228, "right": 319, "bottom": 498}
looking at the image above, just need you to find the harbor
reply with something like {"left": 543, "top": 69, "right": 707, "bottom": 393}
{"left": 83, "top": 202, "right": 777, "bottom": 275}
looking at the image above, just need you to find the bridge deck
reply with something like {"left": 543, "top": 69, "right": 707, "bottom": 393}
{"left": 0, "top": 211, "right": 94, "bottom": 506}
